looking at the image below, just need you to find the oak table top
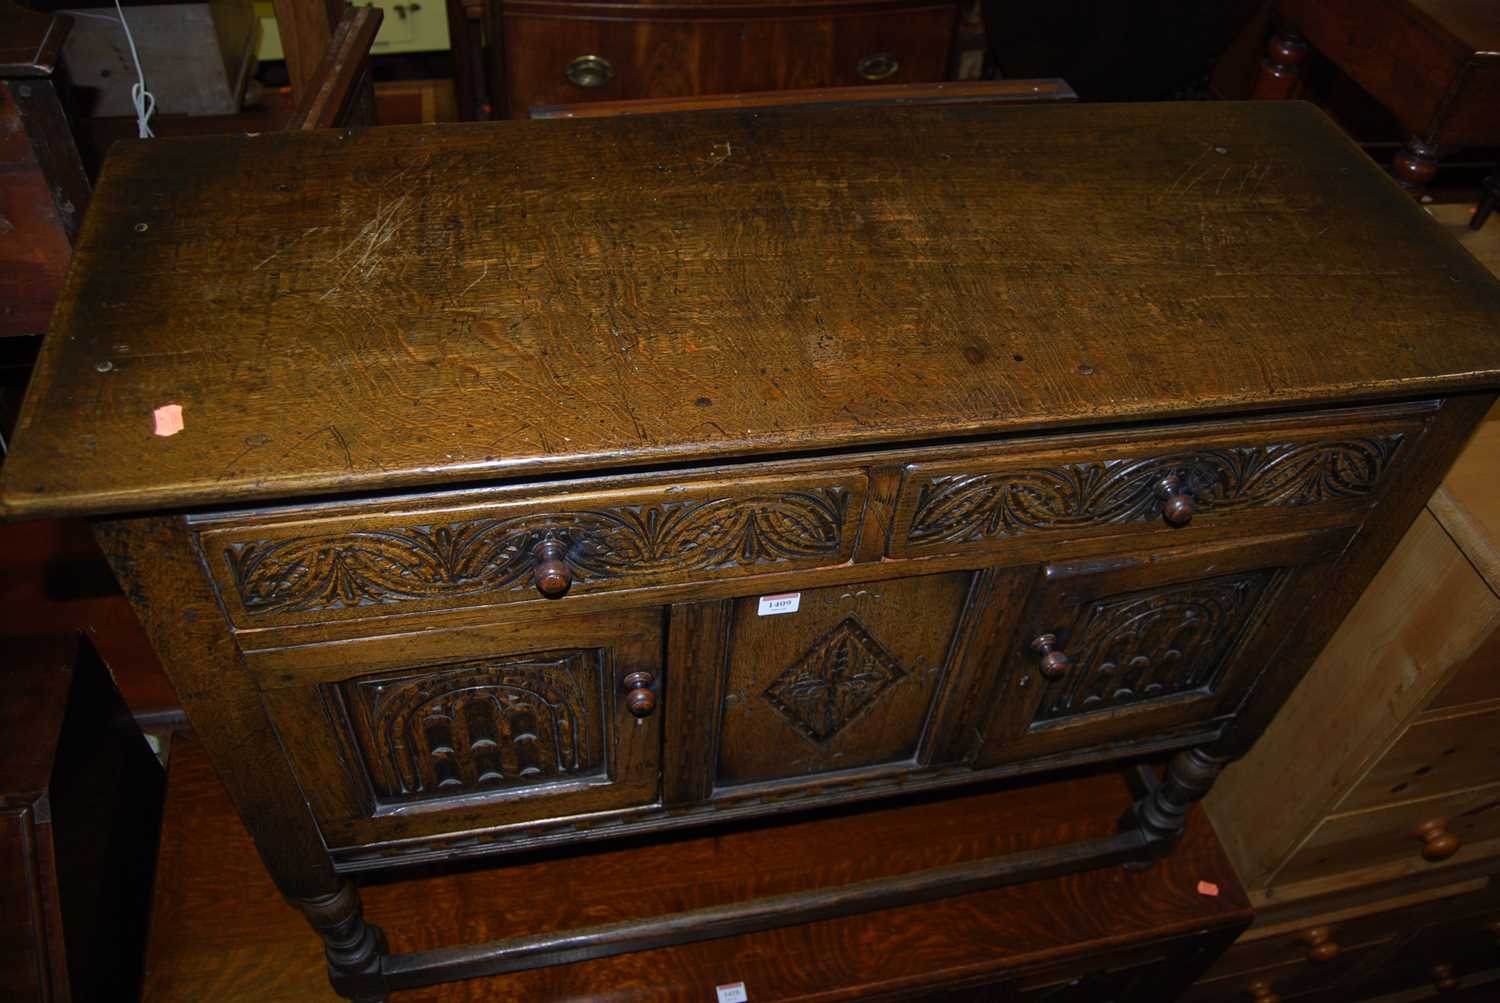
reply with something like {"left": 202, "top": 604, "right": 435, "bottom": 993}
{"left": 4, "top": 100, "right": 1500, "bottom": 520}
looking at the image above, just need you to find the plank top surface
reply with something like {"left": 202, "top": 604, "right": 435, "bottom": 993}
{"left": 5, "top": 101, "right": 1500, "bottom": 519}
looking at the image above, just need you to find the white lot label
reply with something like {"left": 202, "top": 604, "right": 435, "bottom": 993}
{"left": 756, "top": 593, "right": 800, "bottom": 616}
{"left": 715, "top": 983, "right": 749, "bottom": 1003}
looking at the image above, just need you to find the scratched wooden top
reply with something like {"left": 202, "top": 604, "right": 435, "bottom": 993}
{"left": 5, "top": 101, "right": 1500, "bottom": 519}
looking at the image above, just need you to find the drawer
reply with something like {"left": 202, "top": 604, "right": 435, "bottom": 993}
{"left": 1181, "top": 940, "right": 1392, "bottom": 1003}
{"left": 1336, "top": 705, "right": 1500, "bottom": 814}
{"left": 1341, "top": 909, "right": 1500, "bottom": 998}
{"left": 1426, "top": 624, "right": 1500, "bottom": 712}
{"left": 197, "top": 469, "right": 868, "bottom": 628}
{"left": 256, "top": 608, "right": 666, "bottom": 850}
{"left": 1200, "top": 910, "right": 1400, "bottom": 982}
{"left": 504, "top": 5, "right": 956, "bottom": 113}
{"left": 887, "top": 408, "right": 1423, "bottom": 563}
{"left": 1277, "top": 783, "right": 1500, "bottom": 886}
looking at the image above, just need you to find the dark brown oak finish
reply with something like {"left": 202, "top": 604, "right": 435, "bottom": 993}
{"left": 4, "top": 102, "right": 1500, "bottom": 999}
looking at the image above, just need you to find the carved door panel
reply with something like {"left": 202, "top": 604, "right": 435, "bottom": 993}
{"left": 258, "top": 608, "right": 664, "bottom": 850}
{"left": 971, "top": 529, "right": 1353, "bottom": 767}
{"left": 708, "top": 572, "right": 988, "bottom": 795}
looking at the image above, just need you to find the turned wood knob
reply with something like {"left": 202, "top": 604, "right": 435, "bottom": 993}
{"left": 1155, "top": 474, "right": 1195, "bottom": 526}
{"left": 623, "top": 671, "right": 657, "bottom": 717}
{"left": 1247, "top": 978, "right": 1280, "bottom": 1003}
{"left": 1265, "top": 33, "right": 1308, "bottom": 72}
{"left": 531, "top": 539, "right": 573, "bottom": 598}
{"left": 1430, "top": 962, "right": 1459, "bottom": 991}
{"left": 1415, "top": 818, "right": 1461, "bottom": 861}
{"left": 1030, "top": 634, "right": 1071, "bottom": 680}
{"left": 1299, "top": 926, "right": 1340, "bottom": 962}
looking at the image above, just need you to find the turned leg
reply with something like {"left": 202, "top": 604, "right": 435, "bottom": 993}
{"left": 297, "top": 880, "right": 389, "bottom": 1002}
{"left": 1251, "top": 31, "right": 1309, "bottom": 100}
{"left": 1393, "top": 137, "right": 1440, "bottom": 200}
{"left": 1133, "top": 747, "right": 1230, "bottom": 844}
{"left": 1470, "top": 174, "right": 1499, "bottom": 230}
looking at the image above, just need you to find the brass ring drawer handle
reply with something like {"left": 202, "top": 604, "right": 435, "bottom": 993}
{"left": 624, "top": 671, "right": 657, "bottom": 717}
{"left": 1031, "top": 633, "right": 1071, "bottom": 680}
{"left": 566, "top": 54, "right": 614, "bottom": 88}
{"left": 531, "top": 538, "right": 574, "bottom": 598}
{"left": 856, "top": 52, "right": 900, "bottom": 81}
{"left": 1155, "top": 474, "right": 1195, "bottom": 526}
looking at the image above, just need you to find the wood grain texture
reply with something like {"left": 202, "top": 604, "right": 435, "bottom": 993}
{"left": 145, "top": 733, "right": 1251, "bottom": 1002}
{"left": 1427, "top": 401, "right": 1500, "bottom": 596}
{"left": 7, "top": 101, "right": 1500, "bottom": 520}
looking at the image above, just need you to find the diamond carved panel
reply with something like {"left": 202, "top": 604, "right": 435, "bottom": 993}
{"left": 763, "top": 617, "right": 907, "bottom": 743}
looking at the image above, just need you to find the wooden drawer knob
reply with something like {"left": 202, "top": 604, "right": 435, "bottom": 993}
{"left": 566, "top": 54, "right": 613, "bottom": 88}
{"left": 623, "top": 671, "right": 657, "bottom": 718}
{"left": 1429, "top": 962, "right": 1459, "bottom": 991}
{"left": 531, "top": 539, "right": 574, "bottom": 598}
{"left": 1415, "top": 818, "right": 1462, "bottom": 861}
{"left": 1246, "top": 979, "right": 1280, "bottom": 1003}
{"left": 1030, "top": 633, "right": 1071, "bottom": 680}
{"left": 1298, "top": 926, "right": 1340, "bottom": 962}
{"left": 1155, "top": 474, "right": 1195, "bottom": 526}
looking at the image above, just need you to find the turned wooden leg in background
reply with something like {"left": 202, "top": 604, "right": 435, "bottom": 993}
{"left": 1134, "top": 747, "right": 1230, "bottom": 844}
{"left": 1251, "top": 31, "right": 1308, "bottom": 100}
{"left": 1393, "top": 137, "right": 1440, "bottom": 199}
{"left": 298, "top": 880, "right": 389, "bottom": 1002}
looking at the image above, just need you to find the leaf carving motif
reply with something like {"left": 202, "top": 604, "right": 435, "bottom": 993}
{"left": 764, "top": 617, "right": 906, "bottom": 743}
{"left": 226, "top": 487, "right": 850, "bottom": 614}
{"left": 907, "top": 435, "right": 1404, "bottom": 546}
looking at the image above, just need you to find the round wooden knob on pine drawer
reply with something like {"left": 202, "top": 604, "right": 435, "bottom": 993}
{"left": 1030, "top": 634, "right": 1071, "bottom": 680}
{"left": 530, "top": 538, "right": 574, "bottom": 598}
{"left": 1414, "top": 818, "right": 1462, "bottom": 861}
{"left": 1429, "top": 962, "right": 1459, "bottom": 992}
{"left": 1246, "top": 979, "right": 1280, "bottom": 1003}
{"left": 623, "top": 671, "right": 657, "bottom": 718}
{"left": 1155, "top": 474, "right": 1195, "bottom": 526}
{"left": 1298, "top": 926, "right": 1340, "bottom": 962}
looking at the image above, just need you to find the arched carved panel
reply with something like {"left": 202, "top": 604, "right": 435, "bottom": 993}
{"left": 337, "top": 650, "right": 606, "bottom": 804}
{"left": 1034, "top": 570, "right": 1285, "bottom": 723}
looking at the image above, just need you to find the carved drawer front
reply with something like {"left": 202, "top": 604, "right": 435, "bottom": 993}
{"left": 712, "top": 572, "right": 976, "bottom": 792}
{"left": 971, "top": 528, "right": 1353, "bottom": 767}
{"left": 1277, "top": 781, "right": 1500, "bottom": 886}
{"left": 888, "top": 409, "right": 1423, "bottom": 562}
{"left": 253, "top": 608, "right": 664, "bottom": 850}
{"left": 198, "top": 470, "right": 867, "bottom": 627}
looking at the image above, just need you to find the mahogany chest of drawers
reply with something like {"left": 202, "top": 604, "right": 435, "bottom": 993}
{"left": 4, "top": 101, "right": 1500, "bottom": 1000}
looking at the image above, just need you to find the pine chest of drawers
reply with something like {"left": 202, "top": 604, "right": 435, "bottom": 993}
{"left": 4, "top": 101, "right": 1500, "bottom": 1000}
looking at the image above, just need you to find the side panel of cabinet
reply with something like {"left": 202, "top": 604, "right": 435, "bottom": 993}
{"left": 972, "top": 529, "right": 1354, "bottom": 767}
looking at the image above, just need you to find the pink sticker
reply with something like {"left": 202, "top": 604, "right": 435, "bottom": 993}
{"left": 1196, "top": 880, "right": 1220, "bottom": 897}
{"left": 153, "top": 403, "right": 184, "bottom": 437}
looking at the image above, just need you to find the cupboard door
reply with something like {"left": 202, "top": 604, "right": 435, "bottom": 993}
{"left": 973, "top": 529, "right": 1352, "bottom": 766}
{"left": 256, "top": 608, "right": 665, "bottom": 849}
{"left": 709, "top": 572, "right": 987, "bottom": 792}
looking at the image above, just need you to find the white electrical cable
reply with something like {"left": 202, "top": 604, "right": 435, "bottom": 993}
{"left": 61, "top": 5, "right": 155, "bottom": 138}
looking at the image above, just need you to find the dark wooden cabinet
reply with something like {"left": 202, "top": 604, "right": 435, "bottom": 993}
{"left": 4, "top": 102, "right": 1500, "bottom": 1000}
{"left": 492, "top": 0, "right": 975, "bottom": 116}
